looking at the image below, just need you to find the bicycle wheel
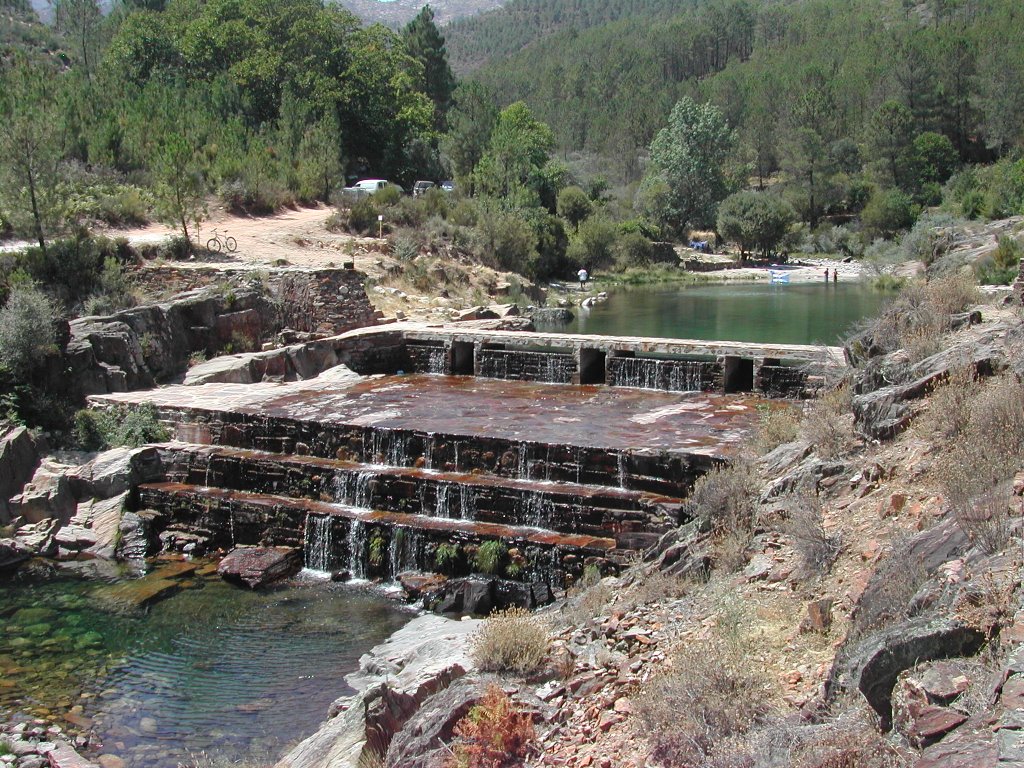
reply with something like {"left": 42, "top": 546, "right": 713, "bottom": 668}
{"left": 225, "top": 236, "right": 238, "bottom": 253}
{"left": 206, "top": 237, "right": 222, "bottom": 254}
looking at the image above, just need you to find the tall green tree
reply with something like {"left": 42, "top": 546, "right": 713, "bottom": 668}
{"left": 781, "top": 74, "right": 837, "bottom": 228}
{"left": 474, "top": 102, "right": 554, "bottom": 202}
{"left": 402, "top": 5, "right": 456, "bottom": 127}
{"left": 864, "top": 101, "right": 916, "bottom": 189}
{"left": 443, "top": 81, "right": 499, "bottom": 192}
{"left": 0, "top": 56, "right": 65, "bottom": 256}
{"left": 716, "top": 190, "right": 795, "bottom": 260}
{"left": 149, "top": 132, "right": 207, "bottom": 247}
{"left": 53, "top": 0, "right": 104, "bottom": 83}
{"left": 638, "top": 96, "right": 735, "bottom": 235}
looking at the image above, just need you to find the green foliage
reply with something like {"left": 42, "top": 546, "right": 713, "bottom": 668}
{"left": 640, "top": 96, "right": 735, "bottom": 236}
{"left": 566, "top": 216, "right": 619, "bottom": 271}
{"left": 473, "top": 540, "right": 508, "bottom": 575}
{"left": 434, "top": 542, "right": 462, "bottom": 575}
{"left": 861, "top": 188, "right": 917, "bottom": 239}
{"left": 470, "top": 202, "right": 534, "bottom": 273}
{"left": 474, "top": 101, "right": 555, "bottom": 202}
{"left": 0, "top": 284, "right": 58, "bottom": 380}
{"left": 73, "top": 404, "right": 169, "bottom": 451}
{"left": 614, "top": 231, "right": 655, "bottom": 271}
{"left": 402, "top": 5, "right": 455, "bottom": 125}
{"left": 556, "top": 185, "right": 592, "bottom": 230}
{"left": 715, "top": 190, "right": 795, "bottom": 260}
{"left": 347, "top": 197, "right": 383, "bottom": 235}
{"left": 443, "top": 81, "right": 499, "bottom": 191}
{"left": 975, "top": 236, "right": 1023, "bottom": 286}
{"left": 368, "top": 530, "right": 386, "bottom": 568}
{"left": 149, "top": 132, "right": 207, "bottom": 246}
{"left": 0, "top": 54, "right": 65, "bottom": 251}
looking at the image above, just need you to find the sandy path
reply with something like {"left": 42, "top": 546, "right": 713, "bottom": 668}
{"left": 114, "top": 203, "right": 392, "bottom": 276}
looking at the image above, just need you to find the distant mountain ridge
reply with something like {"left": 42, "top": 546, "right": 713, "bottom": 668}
{"left": 336, "top": 0, "right": 506, "bottom": 27}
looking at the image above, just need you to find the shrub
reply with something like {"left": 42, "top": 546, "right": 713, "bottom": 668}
{"left": 800, "top": 383, "right": 855, "bottom": 459}
{"left": 0, "top": 284, "right": 58, "bottom": 379}
{"left": 914, "top": 363, "right": 978, "bottom": 441}
{"left": 851, "top": 535, "right": 928, "bottom": 638}
{"left": 939, "top": 373, "right": 1024, "bottom": 554}
{"left": 73, "top": 404, "right": 169, "bottom": 451}
{"left": 899, "top": 212, "right": 963, "bottom": 265}
{"left": 637, "top": 600, "right": 771, "bottom": 765}
{"left": 614, "top": 231, "right": 655, "bottom": 270}
{"left": 349, "top": 197, "right": 385, "bottom": 235}
{"left": 781, "top": 492, "right": 842, "bottom": 577}
{"left": 861, "top": 188, "right": 917, "bottom": 239}
{"left": 752, "top": 403, "right": 801, "bottom": 455}
{"left": 471, "top": 607, "right": 548, "bottom": 675}
{"left": 473, "top": 540, "right": 508, "bottom": 575}
{"left": 445, "top": 684, "right": 535, "bottom": 768}
{"left": 471, "top": 205, "right": 534, "bottom": 273}
{"left": 975, "top": 236, "right": 1022, "bottom": 285}
{"left": 685, "top": 460, "right": 758, "bottom": 537}
{"left": 434, "top": 542, "right": 462, "bottom": 575}
{"left": 566, "top": 216, "right": 619, "bottom": 271}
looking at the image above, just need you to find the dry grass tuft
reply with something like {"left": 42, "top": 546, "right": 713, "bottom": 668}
{"left": 800, "top": 383, "right": 856, "bottom": 459}
{"left": 637, "top": 598, "right": 773, "bottom": 766}
{"left": 782, "top": 492, "right": 842, "bottom": 577}
{"left": 753, "top": 403, "right": 802, "bottom": 455}
{"left": 471, "top": 607, "right": 549, "bottom": 676}
{"left": 851, "top": 535, "right": 929, "bottom": 639}
{"left": 938, "top": 372, "right": 1024, "bottom": 554}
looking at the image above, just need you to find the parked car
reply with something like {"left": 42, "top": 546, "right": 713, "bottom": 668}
{"left": 440, "top": 180, "right": 455, "bottom": 192}
{"left": 342, "top": 179, "right": 402, "bottom": 198}
{"left": 412, "top": 180, "right": 436, "bottom": 197}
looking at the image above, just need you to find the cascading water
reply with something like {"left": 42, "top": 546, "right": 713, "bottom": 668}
{"left": 304, "top": 513, "right": 333, "bottom": 572}
{"left": 524, "top": 490, "right": 554, "bottom": 529}
{"left": 347, "top": 519, "right": 368, "bottom": 579}
{"left": 435, "top": 482, "right": 453, "bottom": 518}
{"left": 617, "top": 452, "right": 628, "bottom": 489}
{"left": 458, "top": 484, "right": 477, "bottom": 520}
{"left": 334, "top": 470, "right": 377, "bottom": 509}
{"left": 426, "top": 347, "right": 446, "bottom": 375}
{"left": 517, "top": 442, "right": 530, "bottom": 480}
{"left": 424, "top": 434, "right": 436, "bottom": 471}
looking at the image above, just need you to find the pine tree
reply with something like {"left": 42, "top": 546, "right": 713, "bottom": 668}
{"left": 403, "top": 5, "right": 456, "bottom": 127}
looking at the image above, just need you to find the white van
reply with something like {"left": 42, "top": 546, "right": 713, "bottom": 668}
{"left": 343, "top": 179, "right": 403, "bottom": 198}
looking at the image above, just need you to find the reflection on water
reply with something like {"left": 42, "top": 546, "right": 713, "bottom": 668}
{"left": 0, "top": 564, "right": 413, "bottom": 768}
{"left": 539, "top": 282, "right": 887, "bottom": 345}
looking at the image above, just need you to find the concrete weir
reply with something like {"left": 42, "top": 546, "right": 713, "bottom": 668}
{"left": 94, "top": 324, "right": 844, "bottom": 597}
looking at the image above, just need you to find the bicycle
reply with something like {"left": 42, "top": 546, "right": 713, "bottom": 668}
{"left": 205, "top": 228, "right": 238, "bottom": 254}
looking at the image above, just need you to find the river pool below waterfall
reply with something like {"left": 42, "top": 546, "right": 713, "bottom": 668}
{"left": 0, "top": 563, "right": 413, "bottom": 768}
{"left": 538, "top": 282, "right": 888, "bottom": 345}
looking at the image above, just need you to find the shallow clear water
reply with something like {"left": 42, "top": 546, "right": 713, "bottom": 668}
{"left": 540, "top": 282, "right": 888, "bottom": 345}
{"left": 0, "top": 564, "right": 413, "bottom": 768}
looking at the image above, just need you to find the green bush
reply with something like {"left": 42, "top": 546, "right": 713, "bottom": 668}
{"left": 0, "top": 284, "right": 58, "bottom": 379}
{"left": 566, "top": 216, "right": 619, "bottom": 271}
{"left": 434, "top": 543, "right": 462, "bottom": 575}
{"left": 976, "top": 236, "right": 1023, "bottom": 285}
{"left": 73, "top": 404, "right": 169, "bottom": 451}
{"left": 473, "top": 540, "right": 508, "bottom": 575}
{"left": 348, "top": 197, "right": 383, "bottom": 235}
{"left": 614, "top": 231, "right": 655, "bottom": 270}
{"left": 373, "top": 185, "right": 402, "bottom": 207}
{"left": 861, "top": 188, "right": 917, "bottom": 239}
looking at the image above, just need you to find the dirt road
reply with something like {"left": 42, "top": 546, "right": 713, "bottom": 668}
{"left": 116, "top": 204, "right": 394, "bottom": 277}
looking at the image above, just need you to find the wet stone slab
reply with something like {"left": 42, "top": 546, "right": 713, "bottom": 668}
{"left": 93, "top": 373, "right": 767, "bottom": 456}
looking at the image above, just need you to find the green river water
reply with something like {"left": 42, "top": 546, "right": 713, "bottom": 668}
{"left": 539, "top": 281, "right": 889, "bottom": 345}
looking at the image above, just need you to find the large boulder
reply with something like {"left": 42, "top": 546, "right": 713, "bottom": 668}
{"left": 0, "top": 426, "right": 44, "bottom": 524}
{"left": 831, "top": 616, "right": 986, "bottom": 727}
{"left": 116, "top": 508, "right": 166, "bottom": 561}
{"left": 421, "top": 576, "right": 553, "bottom": 615}
{"left": 218, "top": 546, "right": 303, "bottom": 589}
{"left": 66, "top": 447, "right": 163, "bottom": 500}
{"left": 278, "top": 614, "right": 481, "bottom": 768}
{"left": 10, "top": 460, "right": 76, "bottom": 525}
{"left": 0, "top": 538, "right": 32, "bottom": 570}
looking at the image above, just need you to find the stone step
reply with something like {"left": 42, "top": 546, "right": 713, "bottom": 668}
{"left": 156, "top": 443, "right": 683, "bottom": 541}
{"left": 136, "top": 482, "right": 620, "bottom": 585}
